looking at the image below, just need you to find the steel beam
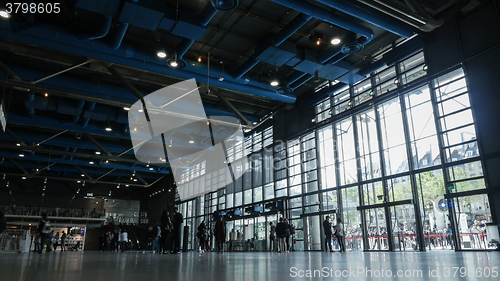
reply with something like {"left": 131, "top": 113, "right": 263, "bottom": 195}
{"left": 84, "top": 133, "right": 114, "bottom": 156}
{"left": 214, "top": 91, "right": 251, "bottom": 126}
{"left": 29, "top": 59, "right": 94, "bottom": 85}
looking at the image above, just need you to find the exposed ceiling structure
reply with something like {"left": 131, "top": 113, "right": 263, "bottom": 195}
{"left": 0, "top": 0, "right": 484, "bottom": 199}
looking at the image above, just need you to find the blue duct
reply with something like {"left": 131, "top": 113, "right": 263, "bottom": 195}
{"left": 81, "top": 102, "right": 96, "bottom": 127}
{"left": 314, "top": 0, "right": 415, "bottom": 38}
{"left": 233, "top": 13, "right": 312, "bottom": 79}
{"left": 109, "top": 22, "right": 130, "bottom": 49}
{"left": 290, "top": 73, "right": 314, "bottom": 89}
{"left": 176, "top": 3, "right": 219, "bottom": 60}
{"left": 282, "top": 72, "right": 307, "bottom": 87}
{"left": 0, "top": 24, "right": 296, "bottom": 103}
{"left": 78, "top": 16, "right": 113, "bottom": 40}
{"left": 63, "top": 100, "right": 85, "bottom": 124}
{"left": 25, "top": 92, "right": 35, "bottom": 118}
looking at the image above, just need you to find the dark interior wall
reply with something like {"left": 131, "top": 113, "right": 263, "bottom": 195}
{"left": 424, "top": 0, "right": 500, "bottom": 223}
{"left": 274, "top": 96, "right": 315, "bottom": 142}
{"left": 141, "top": 177, "right": 175, "bottom": 223}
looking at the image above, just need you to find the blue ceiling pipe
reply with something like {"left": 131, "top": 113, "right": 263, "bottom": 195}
{"left": 290, "top": 73, "right": 314, "bottom": 89}
{"left": 176, "top": 3, "right": 218, "bottom": 60}
{"left": 0, "top": 162, "right": 163, "bottom": 178}
{"left": 25, "top": 92, "right": 35, "bottom": 118}
{"left": 109, "top": 22, "right": 130, "bottom": 49}
{"left": 78, "top": 16, "right": 113, "bottom": 40}
{"left": 81, "top": 102, "right": 96, "bottom": 128}
{"left": 232, "top": 13, "right": 312, "bottom": 80}
{"left": 314, "top": 0, "right": 415, "bottom": 38}
{"left": 0, "top": 151, "right": 167, "bottom": 175}
{"left": 0, "top": 23, "right": 296, "bottom": 103}
{"left": 1, "top": 67, "right": 261, "bottom": 123}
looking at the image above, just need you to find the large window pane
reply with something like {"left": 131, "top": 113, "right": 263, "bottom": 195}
{"left": 356, "top": 109, "right": 381, "bottom": 180}
{"left": 378, "top": 97, "right": 408, "bottom": 176}
{"left": 336, "top": 117, "right": 357, "bottom": 185}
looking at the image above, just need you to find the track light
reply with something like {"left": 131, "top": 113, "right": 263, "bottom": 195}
{"left": 170, "top": 60, "right": 178, "bottom": 67}
{"left": 105, "top": 122, "right": 112, "bottom": 131}
{"left": 19, "top": 153, "right": 24, "bottom": 157}
{"left": 270, "top": 80, "right": 279, "bottom": 87}
{"left": 0, "top": 10, "right": 10, "bottom": 18}
{"left": 331, "top": 38, "right": 341, "bottom": 45}
{"left": 89, "top": 161, "right": 94, "bottom": 165}
{"left": 157, "top": 49, "right": 167, "bottom": 58}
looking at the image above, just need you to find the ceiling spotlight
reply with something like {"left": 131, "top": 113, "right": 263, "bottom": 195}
{"left": 331, "top": 38, "right": 341, "bottom": 45}
{"left": 312, "top": 118, "right": 316, "bottom": 122}
{"left": 149, "top": 167, "right": 154, "bottom": 171}
{"left": 82, "top": 181, "right": 85, "bottom": 186}
{"left": 19, "top": 153, "right": 24, "bottom": 157}
{"left": 44, "top": 92, "right": 49, "bottom": 97}
{"left": 77, "top": 180, "right": 81, "bottom": 183}
{"left": 198, "top": 56, "right": 202, "bottom": 63}
{"left": 22, "top": 176, "right": 26, "bottom": 180}
{"left": 157, "top": 50, "right": 167, "bottom": 58}
{"left": 133, "top": 178, "right": 138, "bottom": 182}
{"left": 168, "top": 139, "right": 172, "bottom": 148}
{"left": 146, "top": 162, "right": 150, "bottom": 168}
{"left": 207, "top": 121, "right": 210, "bottom": 125}
{"left": 44, "top": 178, "right": 47, "bottom": 183}
{"left": 89, "top": 161, "right": 94, "bottom": 165}
{"left": 0, "top": 11, "right": 10, "bottom": 18}
{"left": 159, "top": 157, "right": 163, "bottom": 161}
{"left": 218, "top": 77, "right": 224, "bottom": 82}
{"left": 316, "top": 39, "right": 321, "bottom": 45}
{"left": 170, "top": 60, "right": 178, "bottom": 67}
{"left": 77, "top": 189, "right": 80, "bottom": 193}
{"left": 105, "top": 124, "right": 112, "bottom": 131}
{"left": 81, "top": 174, "right": 85, "bottom": 177}
{"left": 105, "top": 160, "right": 109, "bottom": 164}
{"left": 16, "top": 143, "right": 20, "bottom": 146}
{"left": 125, "top": 184, "right": 129, "bottom": 187}
{"left": 138, "top": 109, "right": 143, "bottom": 113}
{"left": 161, "top": 158, "right": 166, "bottom": 162}
{"left": 95, "top": 151, "right": 101, "bottom": 155}
{"left": 130, "top": 177, "right": 133, "bottom": 180}
{"left": 123, "top": 107, "right": 130, "bottom": 111}
{"left": 117, "top": 183, "right": 120, "bottom": 189}
{"left": 189, "top": 140, "right": 195, "bottom": 144}
{"left": 270, "top": 80, "right": 279, "bottom": 87}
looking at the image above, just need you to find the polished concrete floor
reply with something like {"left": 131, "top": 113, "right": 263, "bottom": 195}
{"left": 0, "top": 250, "right": 499, "bottom": 281}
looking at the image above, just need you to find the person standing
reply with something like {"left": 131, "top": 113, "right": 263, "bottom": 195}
{"left": 284, "top": 218, "right": 291, "bottom": 252}
{"left": 61, "top": 231, "right": 67, "bottom": 251}
{"left": 98, "top": 233, "right": 104, "bottom": 252}
{"left": 269, "top": 222, "right": 276, "bottom": 252}
{"left": 47, "top": 230, "right": 54, "bottom": 252}
{"left": 119, "top": 229, "right": 128, "bottom": 252}
{"left": 276, "top": 218, "right": 287, "bottom": 253}
{"left": 334, "top": 217, "right": 345, "bottom": 252}
{"left": 323, "top": 216, "right": 333, "bottom": 252}
{"left": 160, "top": 210, "right": 172, "bottom": 254}
{"left": 53, "top": 232, "right": 60, "bottom": 251}
{"left": 198, "top": 220, "right": 207, "bottom": 253}
{"left": 37, "top": 213, "right": 51, "bottom": 253}
{"left": 214, "top": 216, "right": 226, "bottom": 254}
{"left": 171, "top": 207, "right": 183, "bottom": 254}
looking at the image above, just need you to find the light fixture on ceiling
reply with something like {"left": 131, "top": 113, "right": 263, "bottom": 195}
{"left": 270, "top": 80, "right": 279, "bottom": 87}
{"left": 0, "top": 10, "right": 10, "bottom": 18}
{"left": 77, "top": 180, "right": 81, "bottom": 183}
{"left": 16, "top": 143, "right": 20, "bottom": 146}
{"left": 189, "top": 139, "right": 195, "bottom": 144}
{"left": 161, "top": 158, "right": 166, "bottom": 162}
{"left": 157, "top": 49, "right": 167, "bottom": 58}
{"left": 123, "top": 107, "right": 130, "bottom": 111}
{"left": 19, "top": 153, "right": 24, "bottom": 157}
{"left": 168, "top": 139, "right": 172, "bottom": 148}
{"left": 316, "top": 39, "right": 321, "bottom": 45}
{"left": 81, "top": 174, "right": 85, "bottom": 177}
{"left": 22, "top": 176, "right": 26, "bottom": 180}
{"left": 95, "top": 151, "right": 101, "bottom": 155}
{"left": 149, "top": 167, "right": 154, "bottom": 171}
{"left": 89, "top": 161, "right": 94, "bottom": 165}
{"left": 44, "top": 92, "right": 49, "bottom": 97}
{"left": 125, "top": 184, "right": 129, "bottom": 187}
{"left": 146, "top": 161, "right": 150, "bottom": 168}
{"left": 198, "top": 56, "right": 202, "bottom": 63}
{"left": 105, "top": 122, "right": 112, "bottom": 132}
{"left": 331, "top": 38, "right": 341, "bottom": 45}
{"left": 138, "top": 109, "right": 143, "bottom": 113}
{"left": 219, "top": 61, "right": 225, "bottom": 81}
{"left": 105, "top": 160, "right": 109, "bottom": 164}
{"left": 133, "top": 178, "right": 138, "bottom": 182}
{"left": 117, "top": 183, "right": 120, "bottom": 189}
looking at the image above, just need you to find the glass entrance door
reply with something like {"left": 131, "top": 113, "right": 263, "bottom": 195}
{"left": 390, "top": 204, "right": 419, "bottom": 251}
{"left": 364, "top": 208, "right": 388, "bottom": 250}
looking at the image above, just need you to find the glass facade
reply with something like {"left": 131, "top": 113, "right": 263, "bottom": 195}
{"left": 173, "top": 51, "right": 492, "bottom": 251}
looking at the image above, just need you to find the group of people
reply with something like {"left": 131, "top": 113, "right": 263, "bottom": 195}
{"left": 147, "top": 207, "right": 184, "bottom": 254}
{"left": 269, "top": 217, "right": 295, "bottom": 253}
{"left": 323, "top": 216, "right": 345, "bottom": 252}
{"left": 99, "top": 229, "right": 128, "bottom": 252}
{"left": 35, "top": 213, "right": 71, "bottom": 253}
